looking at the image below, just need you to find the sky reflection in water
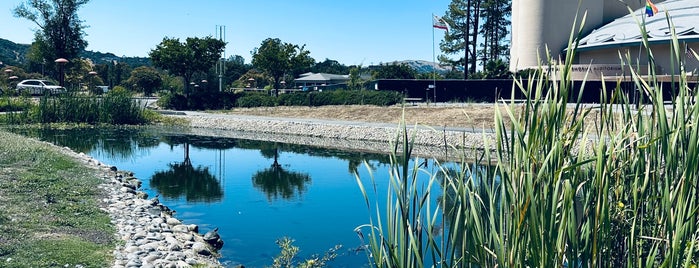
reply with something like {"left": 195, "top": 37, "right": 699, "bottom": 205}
{"left": 13, "top": 127, "right": 452, "bottom": 268}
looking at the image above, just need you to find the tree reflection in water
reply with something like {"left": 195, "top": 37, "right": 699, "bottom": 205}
{"left": 252, "top": 146, "right": 311, "bottom": 202}
{"left": 150, "top": 143, "right": 224, "bottom": 203}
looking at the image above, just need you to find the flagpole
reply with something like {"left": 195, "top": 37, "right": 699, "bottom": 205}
{"left": 432, "top": 14, "right": 437, "bottom": 103}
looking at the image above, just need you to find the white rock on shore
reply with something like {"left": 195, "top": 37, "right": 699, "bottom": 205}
{"left": 56, "top": 146, "right": 223, "bottom": 268}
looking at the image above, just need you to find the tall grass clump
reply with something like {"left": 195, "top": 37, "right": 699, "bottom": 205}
{"left": 356, "top": 8, "right": 699, "bottom": 268}
{"left": 23, "top": 89, "right": 150, "bottom": 125}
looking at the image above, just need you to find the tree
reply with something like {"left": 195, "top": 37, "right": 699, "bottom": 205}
{"left": 126, "top": 66, "right": 162, "bottom": 96}
{"left": 94, "top": 61, "right": 131, "bottom": 89}
{"left": 221, "top": 55, "right": 251, "bottom": 88}
{"left": 149, "top": 36, "right": 226, "bottom": 95}
{"left": 347, "top": 66, "right": 366, "bottom": 90}
{"left": 479, "top": 0, "right": 511, "bottom": 64}
{"left": 13, "top": 0, "right": 90, "bottom": 79}
{"left": 440, "top": 0, "right": 510, "bottom": 79}
{"left": 252, "top": 38, "right": 314, "bottom": 96}
{"left": 372, "top": 63, "right": 417, "bottom": 79}
{"left": 440, "top": 0, "right": 482, "bottom": 78}
{"left": 311, "top": 59, "right": 349, "bottom": 74}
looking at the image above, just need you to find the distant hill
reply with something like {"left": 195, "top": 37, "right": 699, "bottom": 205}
{"left": 0, "top": 38, "right": 30, "bottom": 66}
{"left": 0, "top": 37, "right": 150, "bottom": 68}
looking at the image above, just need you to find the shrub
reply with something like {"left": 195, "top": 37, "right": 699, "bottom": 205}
{"left": 236, "top": 92, "right": 276, "bottom": 108}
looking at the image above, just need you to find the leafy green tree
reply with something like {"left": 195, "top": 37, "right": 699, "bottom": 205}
{"left": 481, "top": 59, "right": 510, "bottom": 79}
{"left": 221, "top": 55, "right": 251, "bottom": 88}
{"left": 149, "top": 36, "right": 226, "bottom": 95}
{"left": 252, "top": 38, "right": 314, "bottom": 96}
{"left": 94, "top": 61, "right": 132, "bottom": 89}
{"left": 13, "top": 0, "right": 90, "bottom": 79}
{"left": 311, "top": 59, "right": 349, "bottom": 74}
{"left": 347, "top": 66, "right": 366, "bottom": 90}
{"left": 126, "top": 66, "right": 162, "bottom": 96}
{"left": 372, "top": 63, "right": 417, "bottom": 79}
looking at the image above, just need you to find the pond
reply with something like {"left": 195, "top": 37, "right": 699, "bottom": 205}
{"left": 11, "top": 127, "right": 453, "bottom": 267}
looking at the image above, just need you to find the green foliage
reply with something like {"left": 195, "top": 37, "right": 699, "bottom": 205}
{"left": 270, "top": 237, "right": 341, "bottom": 268}
{"left": 126, "top": 66, "right": 162, "bottom": 96}
{"left": 311, "top": 59, "right": 349, "bottom": 74}
{"left": 13, "top": 0, "right": 90, "bottom": 78}
{"left": 0, "top": 96, "right": 33, "bottom": 112}
{"left": 348, "top": 66, "right": 366, "bottom": 90}
{"left": 158, "top": 90, "right": 238, "bottom": 110}
{"left": 481, "top": 58, "right": 511, "bottom": 79}
{"left": 0, "top": 130, "right": 113, "bottom": 267}
{"left": 356, "top": 14, "right": 699, "bottom": 268}
{"left": 252, "top": 38, "right": 315, "bottom": 94}
{"left": 236, "top": 92, "right": 276, "bottom": 108}
{"left": 149, "top": 36, "right": 226, "bottom": 94}
{"left": 372, "top": 63, "right": 417, "bottom": 79}
{"left": 2, "top": 90, "right": 149, "bottom": 125}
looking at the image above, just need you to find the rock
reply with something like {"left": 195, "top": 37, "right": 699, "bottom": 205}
{"left": 120, "top": 187, "right": 136, "bottom": 194}
{"left": 203, "top": 227, "right": 224, "bottom": 250}
{"left": 125, "top": 259, "right": 141, "bottom": 268}
{"left": 176, "top": 260, "right": 192, "bottom": 268}
{"left": 136, "top": 191, "right": 148, "bottom": 199}
{"left": 191, "top": 242, "right": 211, "bottom": 256}
{"left": 166, "top": 217, "right": 181, "bottom": 226}
{"left": 187, "top": 224, "right": 199, "bottom": 233}
{"left": 172, "top": 225, "right": 189, "bottom": 233}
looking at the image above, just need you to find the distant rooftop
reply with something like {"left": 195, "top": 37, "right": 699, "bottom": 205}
{"left": 576, "top": 0, "right": 699, "bottom": 51}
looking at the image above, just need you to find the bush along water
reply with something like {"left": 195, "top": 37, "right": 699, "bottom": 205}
{"left": 3, "top": 87, "right": 152, "bottom": 125}
{"left": 355, "top": 10, "right": 699, "bottom": 268}
{"left": 157, "top": 89, "right": 403, "bottom": 110}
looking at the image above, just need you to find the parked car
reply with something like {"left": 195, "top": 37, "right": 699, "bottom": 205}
{"left": 15, "top": 79, "right": 66, "bottom": 95}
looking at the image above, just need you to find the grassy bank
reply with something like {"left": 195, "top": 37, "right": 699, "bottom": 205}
{"left": 0, "top": 130, "right": 114, "bottom": 267}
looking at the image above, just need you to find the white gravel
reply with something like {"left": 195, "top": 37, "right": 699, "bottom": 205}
{"left": 173, "top": 112, "right": 497, "bottom": 161}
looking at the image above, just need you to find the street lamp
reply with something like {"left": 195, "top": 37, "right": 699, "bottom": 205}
{"left": 55, "top": 58, "right": 69, "bottom": 87}
{"left": 88, "top": 71, "right": 97, "bottom": 93}
{"left": 248, "top": 77, "right": 255, "bottom": 89}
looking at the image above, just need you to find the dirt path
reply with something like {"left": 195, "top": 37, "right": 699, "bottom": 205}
{"left": 219, "top": 104, "right": 509, "bottom": 129}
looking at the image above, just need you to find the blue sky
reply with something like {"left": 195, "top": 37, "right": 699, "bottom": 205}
{"left": 0, "top": 0, "right": 452, "bottom": 66}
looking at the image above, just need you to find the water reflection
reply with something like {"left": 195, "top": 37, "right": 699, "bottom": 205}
{"left": 8, "top": 126, "right": 447, "bottom": 267}
{"left": 253, "top": 144, "right": 311, "bottom": 201}
{"left": 150, "top": 159, "right": 224, "bottom": 203}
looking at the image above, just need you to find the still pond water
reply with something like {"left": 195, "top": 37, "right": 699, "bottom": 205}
{"left": 12, "top": 127, "right": 453, "bottom": 267}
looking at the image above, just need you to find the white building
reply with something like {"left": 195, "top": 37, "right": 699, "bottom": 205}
{"left": 510, "top": 0, "right": 699, "bottom": 80}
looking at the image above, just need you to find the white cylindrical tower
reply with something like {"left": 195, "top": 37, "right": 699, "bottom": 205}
{"left": 510, "top": 0, "right": 646, "bottom": 72}
{"left": 510, "top": 0, "right": 604, "bottom": 71}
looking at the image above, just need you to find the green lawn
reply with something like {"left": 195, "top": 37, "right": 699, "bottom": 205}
{"left": 0, "top": 130, "right": 114, "bottom": 267}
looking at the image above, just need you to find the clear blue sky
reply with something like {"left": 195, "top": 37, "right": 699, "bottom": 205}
{"left": 0, "top": 0, "right": 452, "bottom": 66}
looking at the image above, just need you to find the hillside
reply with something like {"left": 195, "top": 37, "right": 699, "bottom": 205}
{"left": 0, "top": 37, "right": 150, "bottom": 67}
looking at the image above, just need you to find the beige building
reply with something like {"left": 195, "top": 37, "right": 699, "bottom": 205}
{"left": 510, "top": 0, "right": 699, "bottom": 80}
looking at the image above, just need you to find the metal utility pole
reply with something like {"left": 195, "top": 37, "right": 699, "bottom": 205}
{"left": 216, "top": 25, "right": 226, "bottom": 92}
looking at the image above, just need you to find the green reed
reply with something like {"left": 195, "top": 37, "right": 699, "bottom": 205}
{"left": 356, "top": 8, "right": 699, "bottom": 268}
{"left": 4, "top": 90, "right": 151, "bottom": 125}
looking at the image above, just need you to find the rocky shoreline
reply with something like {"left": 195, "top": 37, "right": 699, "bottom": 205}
{"left": 55, "top": 146, "right": 223, "bottom": 268}
{"left": 175, "top": 113, "right": 497, "bottom": 161}
{"left": 39, "top": 113, "right": 496, "bottom": 268}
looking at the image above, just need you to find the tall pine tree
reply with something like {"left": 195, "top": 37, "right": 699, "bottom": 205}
{"left": 439, "top": 0, "right": 510, "bottom": 79}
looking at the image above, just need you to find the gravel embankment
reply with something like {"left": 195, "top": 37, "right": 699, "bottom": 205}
{"left": 53, "top": 146, "right": 223, "bottom": 268}
{"left": 175, "top": 113, "right": 497, "bottom": 161}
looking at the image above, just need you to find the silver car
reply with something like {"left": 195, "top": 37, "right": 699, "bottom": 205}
{"left": 16, "top": 79, "right": 66, "bottom": 95}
